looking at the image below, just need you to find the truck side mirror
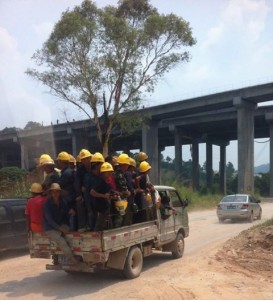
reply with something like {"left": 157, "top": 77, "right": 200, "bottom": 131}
{"left": 182, "top": 198, "right": 189, "bottom": 207}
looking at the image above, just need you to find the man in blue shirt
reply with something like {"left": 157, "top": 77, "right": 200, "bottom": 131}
{"left": 43, "top": 183, "right": 77, "bottom": 265}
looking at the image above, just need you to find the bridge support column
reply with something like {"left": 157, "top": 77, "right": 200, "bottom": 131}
{"left": 174, "top": 130, "right": 182, "bottom": 181}
{"left": 20, "top": 141, "right": 29, "bottom": 170}
{"left": 142, "top": 121, "right": 159, "bottom": 184}
{"left": 206, "top": 142, "right": 213, "bottom": 190}
{"left": 192, "top": 141, "right": 199, "bottom": 191}
{"left": 265, "top": 113, "right": 273, "bottom": 197}
{"left": 219, "top": 143, "right": 227, "bottom": 194}
{"left": 234, "top": 97, "right": 256, "bottom": 194}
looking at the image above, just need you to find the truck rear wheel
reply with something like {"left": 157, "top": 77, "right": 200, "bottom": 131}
{"left": 172, "top": 233, "right": 184, "bottom": 259}
{"left": 123, "top": 246, "right": 143, "bottom": 279}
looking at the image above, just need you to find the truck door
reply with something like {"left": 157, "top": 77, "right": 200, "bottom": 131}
{"left": 158, "top": 190, "right": 176, "bottom": 243}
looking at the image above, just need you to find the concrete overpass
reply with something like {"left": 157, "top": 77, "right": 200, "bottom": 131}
{"left": 1, "top": 82, "right": 273, "bottom": 195}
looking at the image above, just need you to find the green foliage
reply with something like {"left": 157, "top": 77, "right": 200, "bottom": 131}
{"left": 254, "top": 173, "right": 269, "bottom": 196}
{"left": 0, "top": 127, "right": 20, "bottom": 134}
{"left": 0, "top": 167, "right": 30, "bottom": 199}
{"left": 26, "top": 0, "right": 196, "bottom": 154}
{"left": 0, "top": 167, "right": 28, "bottom": 181}
{"left": 24, "top": 121, "right": 42, "bottom": 130}
{"left": 166, "top": 181, "right": 222, "bottom": 211}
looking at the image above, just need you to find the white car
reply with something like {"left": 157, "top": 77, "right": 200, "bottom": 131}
{"left": 216, "top": 194, "right": 262, "bottom": 223}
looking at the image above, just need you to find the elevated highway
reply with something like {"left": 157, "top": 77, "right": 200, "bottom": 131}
{"left": 1, "top": 82, "right": 273, "bottom": 194}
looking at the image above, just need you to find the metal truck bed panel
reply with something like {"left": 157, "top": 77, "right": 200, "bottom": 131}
{"left": 30, "top": 221, "right": 158, "bottom": 255}
{"left": 102, "top": 221, "right": 158, "bottom": 251}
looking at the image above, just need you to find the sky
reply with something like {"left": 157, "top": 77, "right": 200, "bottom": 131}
{"left": 0, "top": 0, "right": 273, "bottom": 169}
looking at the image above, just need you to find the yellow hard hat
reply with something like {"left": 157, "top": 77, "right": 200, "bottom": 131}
{"left": 56, "top": 151, "right": 70, "bottom": 161}
{"left": 91, "top": 152, "right": 105, "bottom": 163}
{"left": 79, "top": 149, "right": 92, "bottom": 160}
{"left": 129, "top": 158, "right": 136, "bottom": 168}
{"left": 39, "top": 157, "right": 55, "bottom": 166}
{"left": 69, "top": 154, "right": 76, "bottom": 165}
{"left": 76, "top": 154, "right": 81, "bottom": 163}
{"left": 117, "top": 153, "right": 130, "bottom": 165}
{"left": 137, "top": 151, "right": 148, "bottom": 162}
{"left": 100, "top": 162, "right": 114, "bottom": 173}
{"left": 39, "top": 154, "right": 54, "bottom": 165}
{"left": 139, "top": 161, "right": 151, "bottom": 173}
{"left": 29, "top": 182, "right": 43, "bottom": 194}
{"left": 115, "top": 199, "right": 128, "bottom": 215}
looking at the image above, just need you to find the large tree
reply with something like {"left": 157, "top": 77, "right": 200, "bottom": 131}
{"left": 26, "top": 0, "right": 196, "bottom": 155}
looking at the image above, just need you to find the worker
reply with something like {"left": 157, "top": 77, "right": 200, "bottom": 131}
{"left": 43, "top": 183, "right": 78, "bottom": 265}
{"left": 134, "top": 161, "right": 155, "bottom": 222}
{"left": 114, "top": 153, "right": 131, "bottom": 227}
{"left": 38, "top": 154, "right": 60, "bottom": 192}
{"left": 76, "top": 154, "right": 82, "bottom": 169}
{"left": 136, "top": 151, "right": 148, "bottom": 163}
{"left": 74, "top": 149, "right": 92, "bottom": 232}
{"left": 90, "top": 162, "right": 117, "bottom": 231}
{"left": 83, "top": 152, "right": 105, "bottom": 230}
{"left": 56, "top": 151, "right": 76, "bottom": 230}
{"left": 105, "top": 155, "right": 118, "bottom": 190}
{"left": 123, "top": 157, "right": 137, "bottom": 225}
{"left": 69, "top": 154, "right": 76, "bottom": 170}
{"left": 25, "top": 183, "right": 47, "bottom": 232}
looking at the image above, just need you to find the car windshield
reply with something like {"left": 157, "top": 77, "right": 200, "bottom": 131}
{"left": 221, "top": 195, "right": 247, "bottom": 203}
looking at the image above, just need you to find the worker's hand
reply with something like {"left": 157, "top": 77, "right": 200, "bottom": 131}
{"left": 124, "top": 190, "right": 131, "bottom": 197}
{"left": 68, "top": 209, "right": 76, "bottom": 216}
{"left": 104, "top": 193, "right": 110, "bottom": 200}
{"left": 59, "top": 227, "right": 70, "bottom": 234}
{"left": 75, "top": 196, "right": 82, "bottom": 202}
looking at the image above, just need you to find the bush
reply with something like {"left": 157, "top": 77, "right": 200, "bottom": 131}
{"left": 0, "top": 167, "right": 30, "bottom": 199}
{"left": 0, "top": 167, "right": 28, "bottom": 181}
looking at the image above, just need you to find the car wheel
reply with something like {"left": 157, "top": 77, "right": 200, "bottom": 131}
{"left": 218, "top": 217, "right": 225, "bottom": 223}
{"left": 123, "top": 246, "right": 143, "bottom": 279}
{"left": 257, "top": 209, "right": 262, "bottom": 220}
{"left": 248, "top": 211, "right": 254, "bottom": 223}
{"left": 172, "top": 233, "right": 185, "bottom": 259}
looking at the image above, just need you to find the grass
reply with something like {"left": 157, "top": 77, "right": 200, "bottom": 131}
{"left": 258, "top": 218, "right": 273, "bottom": 227}
{"left": 0, "top": 179, "right": 30, "bottom": 199}
{"left": 170, "top": 182, "right": 223, "bottom": 211}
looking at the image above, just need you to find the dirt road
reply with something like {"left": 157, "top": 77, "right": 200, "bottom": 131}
{"left": 0, "top": 203, "right": 272, "bottom": 300}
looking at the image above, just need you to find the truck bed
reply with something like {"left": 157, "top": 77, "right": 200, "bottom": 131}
{"left": 30, "top": 220, "right": 159, "bottom": 262}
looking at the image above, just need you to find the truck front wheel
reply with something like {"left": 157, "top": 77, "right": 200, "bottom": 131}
{"left": 172, "top": 233, "right": 185, "bottom": 259}
{"left": 123, "top": 246, "right": 143, "bottom": 279}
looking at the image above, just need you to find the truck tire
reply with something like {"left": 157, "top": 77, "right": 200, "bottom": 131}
{"left": 122, "top": 246, "right": 143, "bottom": 279}
{"left": 172, "top": 233, "right": 185, "bottom": 259}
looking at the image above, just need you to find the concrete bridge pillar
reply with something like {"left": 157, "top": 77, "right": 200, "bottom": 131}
{"left": 20, "top": 141, "right": 29, "bottom": 170}
{"left": 206, "top": 142, "right": 213, "bottom": 190}
{"left": 234, "top": 97, "right": 256, "bottom": 194}
{"left": 173, "top": 129, "right": 182, "bottom": 180}
{"left": 192, "top": 140, "right": 199, "bottom": 191}
{"left": 219, "top": 143, "right": 227, "bottom": 194}
{"left": 265, "top": 113, "right": 273, "bottom": 197}
{"left": 142, "top": 121, "right": 159, "bottom": 184}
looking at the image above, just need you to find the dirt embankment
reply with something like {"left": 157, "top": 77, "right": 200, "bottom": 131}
{"left": 216, "top": 225, "right": 273, "bottom": 282}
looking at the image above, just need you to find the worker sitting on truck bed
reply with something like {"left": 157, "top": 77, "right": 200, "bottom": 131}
{"left": 90, "top": 162, "right": 118, "bottom": 231}
{"left": 43, "top": 183, "right": 78, "bottom": 265}
{"left": 134, "top": 161, "right": 155, "bottom": 222}
{"left": 83, "top": 152, "right": 105, "bottom": 230}
{"left": 56, "top": 151, "right": 77, "bottom": 231}
{"left": 114, "top": 154, "right": 131, "bottom": 227}
{"left": 38, "top": 154, "right": 60, "bottom": 192}
{"left": 25, "top": 183, "right": 47, "bottom": 232}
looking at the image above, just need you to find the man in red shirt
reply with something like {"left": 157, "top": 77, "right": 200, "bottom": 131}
{"left": 25, "top": 183, "right": 47, "bottom": 232}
